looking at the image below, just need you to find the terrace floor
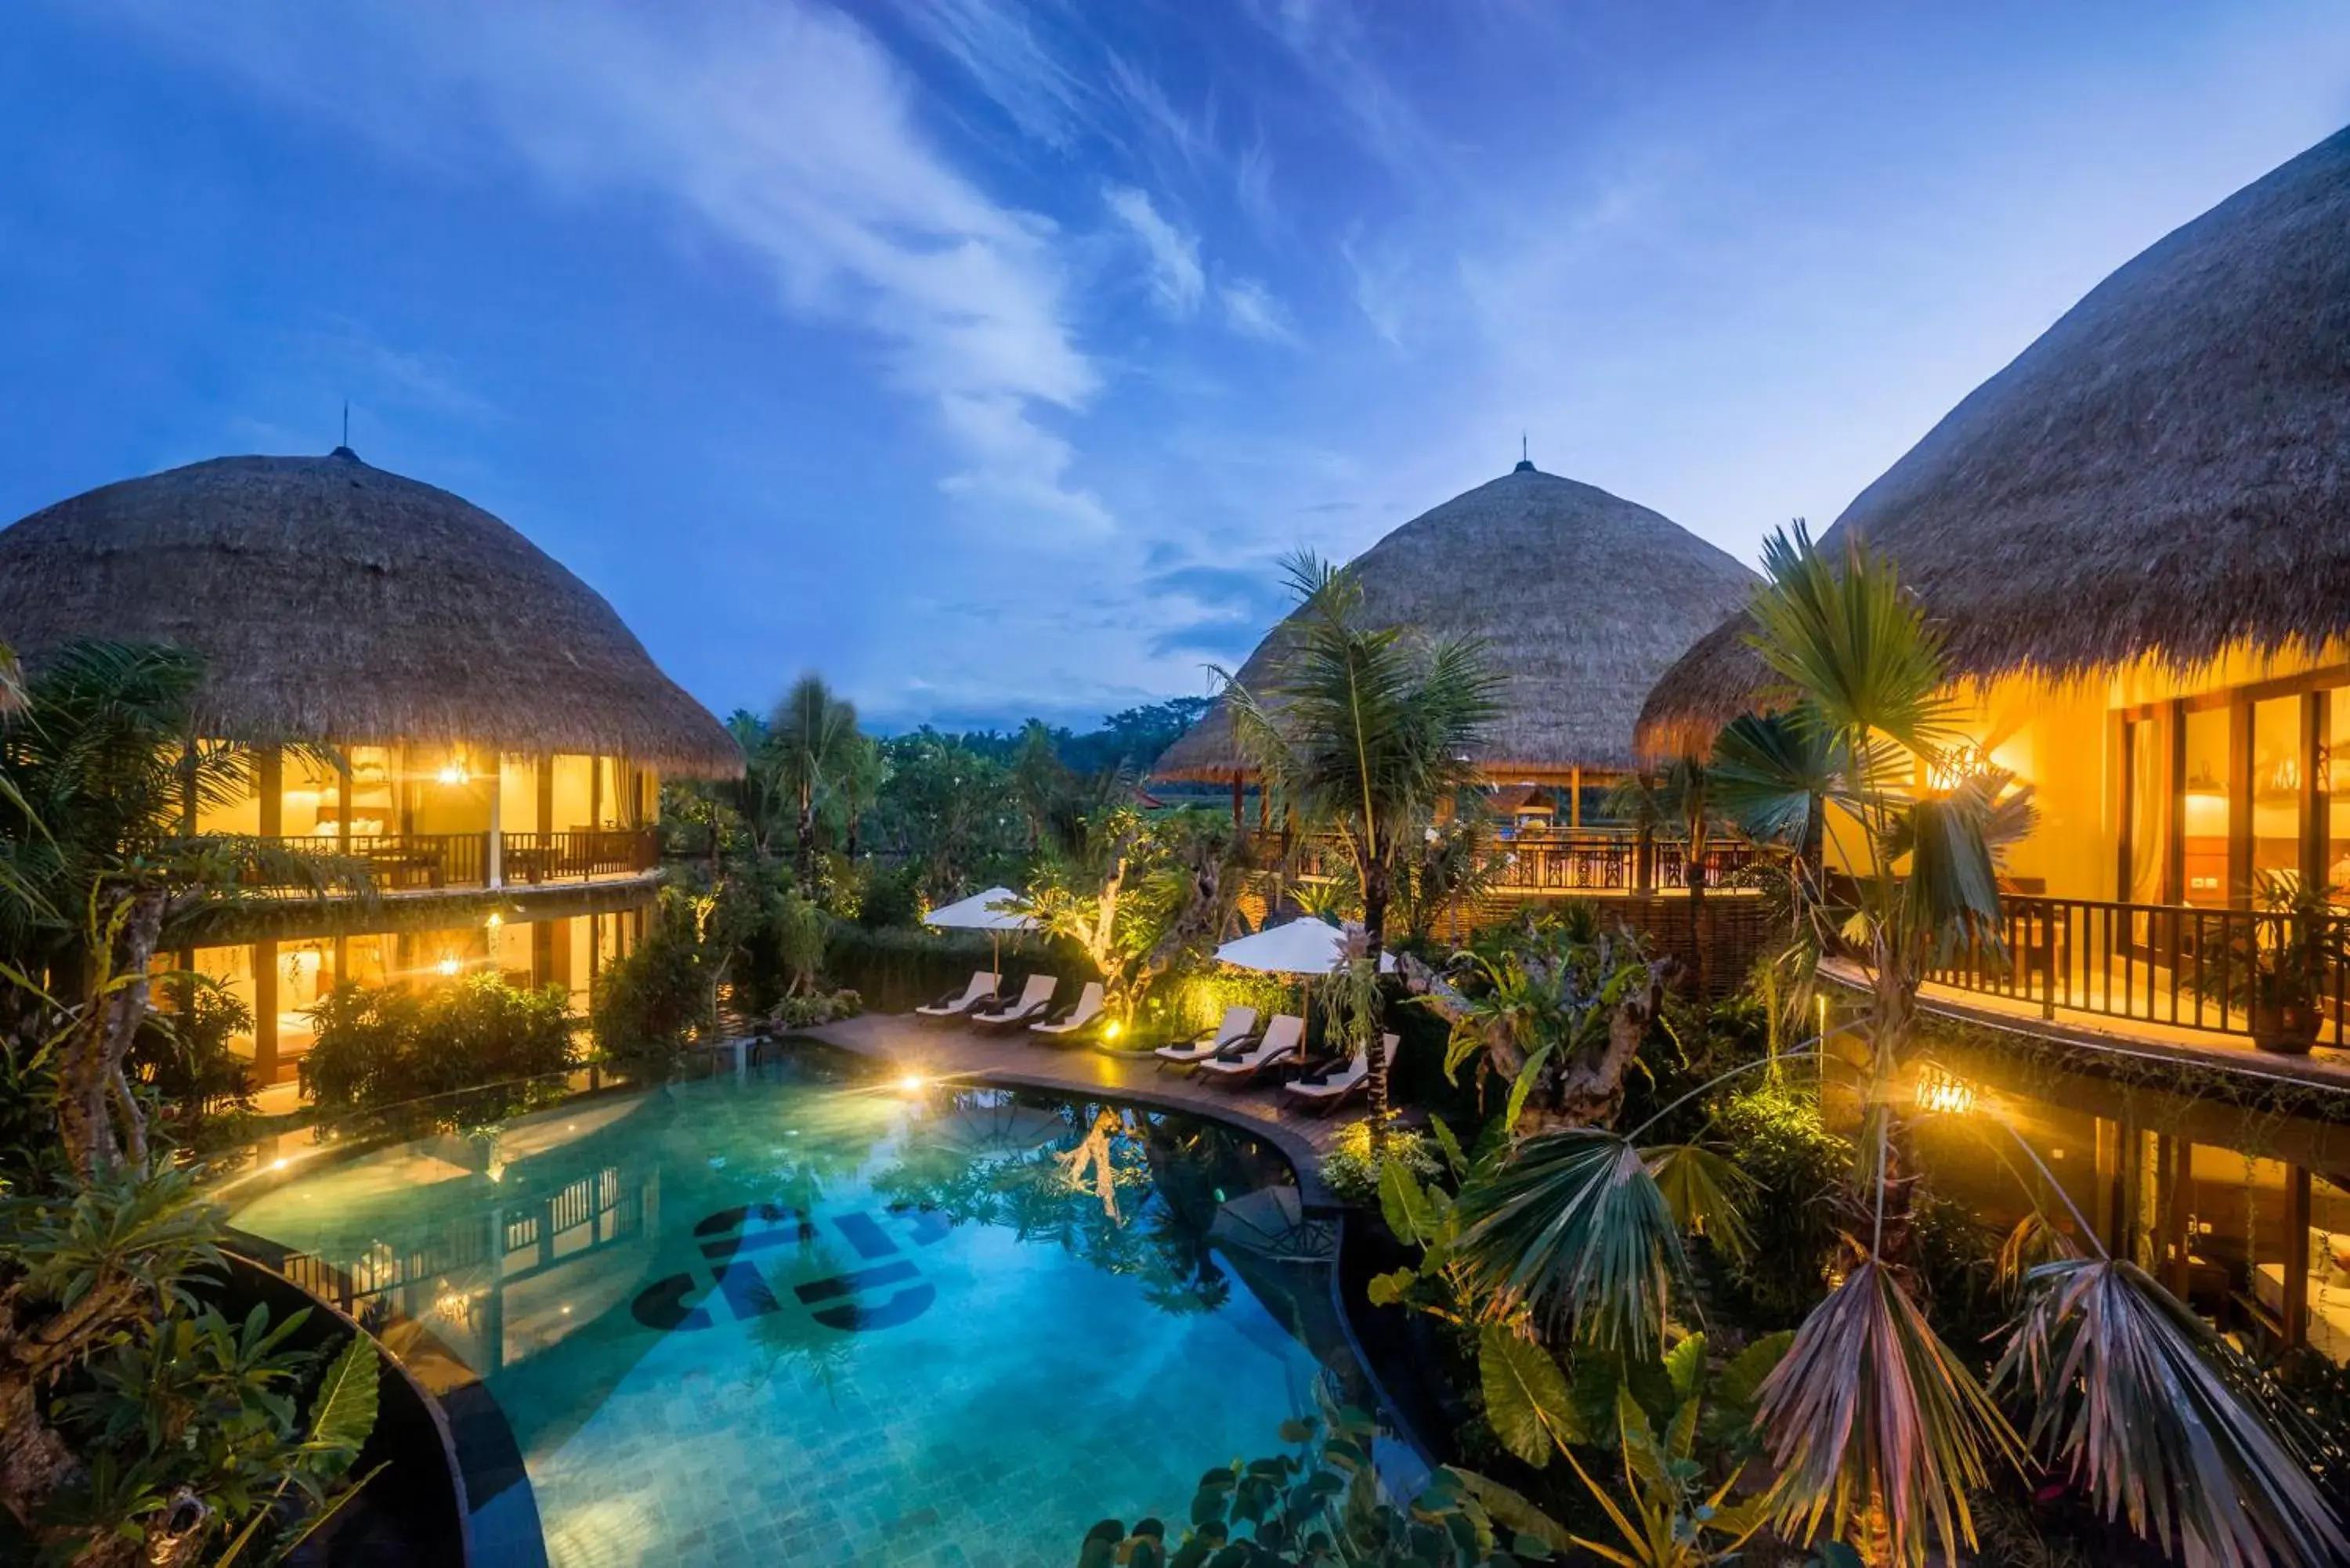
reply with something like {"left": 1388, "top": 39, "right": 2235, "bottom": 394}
{"left": 797, "top": 1011, "right": 1358, "bottom": 1205}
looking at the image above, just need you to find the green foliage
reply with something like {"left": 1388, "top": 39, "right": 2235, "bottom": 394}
{"left": 129, "top": 978, "right": 258, "bottom": 1153}
{"left": 866, "top": 730, "right": 1029, "bottom": 905}
{"left": 1701, "top": 1084, "right": 1850, "bottom": 1324}
{"left": 1478, "top": 1325, "right": 1582, "bottom": 1465}
{"left": 1026, "top": 803, "right": 1242, "bottom": 1022}
{"left": 1452, "top": 1129, "right": 1710, "bottom": 1357}
{"left": 1320, "top": 1117, "right": 1444, "bottom": 1209}
{"left": 300, "top": 973, "right": 576, "bottom": 1118}
{"left": 1432, "top": 914, "right": 1659, "bottom": 1134}
{"left": 768, "top": 988, "right": 862, "bottom": 1030}
{"left": 1081, "top": 1407, "right": 1545, "bottom": 1568}
{"left": 590, "top": 883, "right": 746, "bottom": 1074}
{"left": 1, "top": 1162, "right": 378, "bottom": 1563}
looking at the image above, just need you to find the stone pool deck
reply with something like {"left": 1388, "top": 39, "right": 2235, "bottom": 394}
{"left": 796, "top": 1012, "right": 1357, "bottom": 1206}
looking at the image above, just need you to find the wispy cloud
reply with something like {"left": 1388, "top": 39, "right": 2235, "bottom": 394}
{"left": 899, "top": 0, "right": 1091, "bottom": 150}
{"left": 1220, "top": 278, "right": 1298, "bottom": 345}
{"left": 1339, "top": 229, "right": 1408, "bottom": 347}
{"left": 1104, "top": 184, "right": 1206, "bottom": 316}
{"left": 102, "top": 0, "right": 1108, "bottom": 533}
{"left": 1235, "top": 133, "right": 1279, "bottom": 235}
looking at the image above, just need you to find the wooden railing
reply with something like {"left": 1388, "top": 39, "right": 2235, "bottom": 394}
{"left": 501, "top": 829, "right": 660, "bottom": 885}
{"left": 1929, "top": 894, "right": 2350, "bottom": 1044}
{"left": 1266, "top": 827, "right": 1763, "bottom": 896}
{"left": 238, "top": 829, "right": 660, "bottom": 893}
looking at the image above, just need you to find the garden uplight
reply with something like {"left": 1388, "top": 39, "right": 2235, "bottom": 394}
{"left": 1104, "top": 1021, "right": 1122, "bottom": 1040}
{"left": 1914, "top": 1065, "right": 1979, "bottom": 1116}
{"left": 436, "top": 954, "right": 461, "bottom": 977}
{"left": 896, "top": 1072, "right": 925, "bottom": 1094}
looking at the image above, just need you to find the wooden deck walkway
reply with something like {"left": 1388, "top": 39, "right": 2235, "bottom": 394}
{"left": 796, "top": 1012, "right": 1356, "bottom": 1206}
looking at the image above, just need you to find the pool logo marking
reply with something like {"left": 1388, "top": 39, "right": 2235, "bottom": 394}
{"left": 630, "top": 1203, "right": 946, "bottom": 1334}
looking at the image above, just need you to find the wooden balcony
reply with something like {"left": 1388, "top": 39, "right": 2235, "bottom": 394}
{"left": 235, "top": 828, "right": 660, "bottom": 894}
{"left": 1260, "top": 826, "right": 1764, "bottom": 897}
{"left": 1928, "top": 893, "right": 2350, "bottom": 1054}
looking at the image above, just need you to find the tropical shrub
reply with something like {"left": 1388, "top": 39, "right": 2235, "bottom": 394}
{"left": 129, "top": 983, "right": 258, "bottom": 1155}
{"left": 1321, "top": 1118, "right": 1445, "bottom": 1209}
{"left": 768, "top": 988, "right": 862, "bottom": 1031}
{"left": 301, "top": 975, "right": 575, "bottom": 1118}
{"left": 590, "top": 884, "right": 748, "bottom": 1075}
{"left": 1700, "top": 1083, "right": 1849, "bottom": 1325}
{"left": 0, "top": 1162, "right": 379, "bottom": 1565}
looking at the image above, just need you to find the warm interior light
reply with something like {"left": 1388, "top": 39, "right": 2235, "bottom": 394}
{"left": 436, "top": 760, "right": 471, "bottom": 786}
{"left": 436, "top": 955, "right": 461, "bottom": 977}
{"left": 485, "top": 912, "right": 503, "bottom": 930}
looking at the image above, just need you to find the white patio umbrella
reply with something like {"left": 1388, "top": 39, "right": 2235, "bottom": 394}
{"left": 924, "top": 886, "right": 1039, "bottom": 977}
{"left": 1213, "top": 917, "right": 1394, "bottom": 977}
{"left": 1213, "top": 916, "right": 1392, "bottom": 1053}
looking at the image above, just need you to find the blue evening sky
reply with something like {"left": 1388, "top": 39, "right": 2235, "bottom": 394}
{"left": 2, "top": 2, "right": 2345, "bottom": 732}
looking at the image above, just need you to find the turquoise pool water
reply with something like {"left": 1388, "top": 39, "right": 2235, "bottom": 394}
{"left": 230, "top": 1053, "right": 1401, "bottom": 1567}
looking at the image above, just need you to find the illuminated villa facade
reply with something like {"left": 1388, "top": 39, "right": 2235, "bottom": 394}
{"left": 1640, "top": 124, "right": 2350, "bottom": 1055}
{"left": 0, "top": 446, "right": 740, "bottom": 1084}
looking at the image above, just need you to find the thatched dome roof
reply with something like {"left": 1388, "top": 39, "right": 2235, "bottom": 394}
{"left": 1155, "top": 464, "right": 1759, "bottom": 779}
{"left": 0, "top": 450, "right": 740, "bottom": 775}
{"left": 1638, "top": 124, "right": 2350, "bottom": 757}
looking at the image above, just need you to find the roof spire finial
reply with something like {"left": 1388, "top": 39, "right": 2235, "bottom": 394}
{"left": 332, "top": 402, "right": 357, "bottom": 461}
{"left": 1513, "top": 431, "right": 1535, "bottom": 474}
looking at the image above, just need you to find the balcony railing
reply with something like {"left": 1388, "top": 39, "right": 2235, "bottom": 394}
{"left": 238, "top": 829, "right": 660, "bottom": 894}
{"left": 1929, "top": 894, "right": 2350, "bottom": 1046}
{"left": 1265, "top": 827, "right": 1763, "bottom": 896}
{"left": 500, "top": 829, "right": 663, "bottom": 885}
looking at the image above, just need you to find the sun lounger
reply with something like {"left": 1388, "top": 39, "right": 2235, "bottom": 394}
{"left": 1153, "top": 1005, "right": 1260, "bottom": 1069}
{"left": 1197, "top": 1015, "right": 1303, "bottom": 1086}
{"left": 1031, "top": 981, "right": 1106, "bottom": 1038}
{"left": 1280, "top": 1035, "right": 1394, "bottom": 1111}
{"left": 971, "top": 974, "right": 1057, "bottom": 1029}
{"left": 915, "top": 970, "right": 1000, "bottom": 1019}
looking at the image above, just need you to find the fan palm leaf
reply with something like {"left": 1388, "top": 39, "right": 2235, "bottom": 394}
{"left": 1747, "top": 524, "right": 1958, "bottom": 763}
{"left": 1754, "top": 1259, "right": 2020, "bottom": 1566}
{"left": 1451, "top": 1128, "right": 1691, "bottom": 1356}
{"left": 1996, "top": 1256, "right": 2348, "bottom": 1568}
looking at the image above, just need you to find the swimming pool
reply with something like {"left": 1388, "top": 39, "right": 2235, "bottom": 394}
{"left": 229, "top": 1050, "right": 1408, "bottom": 1567}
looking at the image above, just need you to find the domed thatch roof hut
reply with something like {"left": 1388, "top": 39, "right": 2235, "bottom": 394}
{"left": 1156, "top": 462, "right": 1759, "bottom": 782}
{"left": 0, "top": 448, "right": 739, "bottom": 775}
{"left": 1637, "top": 124, "right": 2350, "bottom": 757}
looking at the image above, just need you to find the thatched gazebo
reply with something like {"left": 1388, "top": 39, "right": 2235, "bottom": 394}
{"left": 1156, "top": 460, "right": 1760, "bottom": 808}
{"left": 0, "top": 447, "right": 739, "bottom": 775}
{"left": 1637, "top": 124, "right": 2350, "bottom": 757}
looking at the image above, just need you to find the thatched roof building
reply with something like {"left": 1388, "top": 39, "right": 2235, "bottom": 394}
{"left": 0, "top": 448, "right": 739, "bottom": 775}
{"left": 1155, "top": 461, "right": 1759, "bottom": 779}
{"left": 1637, "top": 124, "right": 2350, "bottom": 757}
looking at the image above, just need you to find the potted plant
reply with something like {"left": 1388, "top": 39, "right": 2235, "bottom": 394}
{"left": 2243, "top": 873, "right": 2334, "bottom": 1053}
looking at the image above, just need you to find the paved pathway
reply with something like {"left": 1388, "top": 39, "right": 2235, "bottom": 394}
{"left": 797, "top": 1012, "right": 1354, "bottom": 1206}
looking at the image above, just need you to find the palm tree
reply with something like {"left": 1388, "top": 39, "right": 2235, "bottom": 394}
{"left": 1224, "top": 553, "right": 1502, "bottom": 1134}
{"left": 770, "top": 674, "right": 861, "bottom": 885}
{"left": 719, "top": 710, "right": 793, "bottom": 863}
{"left": 1451, "top": 526, "right": 2345, "bottom": 1566}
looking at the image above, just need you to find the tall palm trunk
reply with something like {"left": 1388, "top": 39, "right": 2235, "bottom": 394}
{"left": 1359, "top": 857, "right": 1393, "bottom": 1147}
{"left": 795, "top": 781, "right": 816, "bottom": 886}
